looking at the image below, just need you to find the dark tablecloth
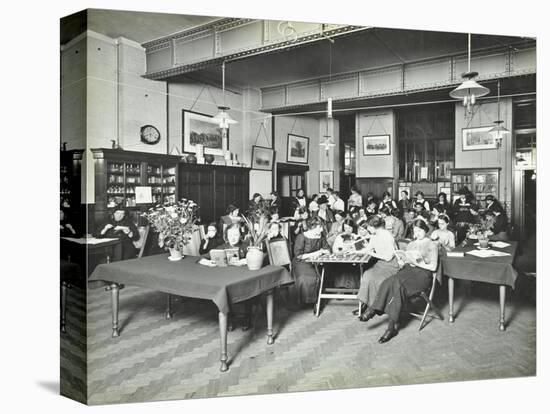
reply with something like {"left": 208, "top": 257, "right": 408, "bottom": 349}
{"left": 89, "top": 254, "right": 293, "bottom": 313}
{"left": 60, "top": 260, "right": 81, "bottom": 282}
{"left": 441, "top": 241, "right": 518, "bottom": 288}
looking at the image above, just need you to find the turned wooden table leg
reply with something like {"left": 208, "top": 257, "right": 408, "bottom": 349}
{"left": 499, "top": 285, "right": 506, "bottom": 331}
{"left": 109, "top": 283, "right": 120, "bottom": 337}
{"left": 448, "top": 277, "right": 455, "bottom": 323}
{"left": 218, "top": 312, "right": 229, "bottom": 372}
{"left": 165, "top": 294, "right": 172, "bottom": 319}
{"left": 61, "top": 281, "right": 68, "bottom": 333}
{"left": 266, "top": 290, "right": 274, "bottom": 345}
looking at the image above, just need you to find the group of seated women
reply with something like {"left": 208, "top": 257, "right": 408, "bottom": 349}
{"left": 63, "top": 186, "right": 508, "bottom": 344}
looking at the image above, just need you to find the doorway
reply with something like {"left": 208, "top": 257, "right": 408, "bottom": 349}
{"left": 276, "top": 162, "right": 308, "bottom": 217}
{"left": 523, "top": 169, "right": 536, "bottom": 241}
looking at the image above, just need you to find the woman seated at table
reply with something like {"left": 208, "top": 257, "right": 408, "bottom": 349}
{"left": 365, "top": 198, "right": 378, "bottom": 217}
{"left": 199, "top": 222, "right": 224, "bottom": 255}
{"left": 292, "top": 207, "right": 309, "bottom": 236}
{"left": 204, "top": 223, "right": 247, "bottom": 265}
{"left": 360, "top": 219, "right": 438, "bottom": 343}
{"left": 330, "top": 218, "right": 362, "bottom": 289}
{"left": 403, "top": 208, "right": 418, "bottom": 239}
{"left": 97, "top": 207, "right": 139, "bottom": 260}
{"left": 486, "top": 204, "right": 509, "bottom": 241}
{"left": 433, "top": 192, "right": 452, "bottom": 218}
{"left": 357, "top": 216, "right": 400, "bottom": 320}
{"left": 309, "top": 194, "right": 320, "bottom": 214}
{"left": 354, "top": 207, "right": 368, "bottom": 227}
{"left": 430, "top": 214, "right": 456, "bottom": 251}
{"left": 327, "top": 210, "right": 346, "bottom": 246}
{"left": 379, "top": 191, "right": 397, "bottom": 212}
{"left": 453, "top": 187, "right": 478, "bottom": 244}
{"left": 347, "top": 185, "right": 363, "bottom": 213}
{"left": 60, "top": 208, "right": 77, "bottom": 237}
{"left": 316, "top": 195, "right": 334, "bottom": 224}
{"left": 289, "top": 217, "right": 330, "bottom": 308}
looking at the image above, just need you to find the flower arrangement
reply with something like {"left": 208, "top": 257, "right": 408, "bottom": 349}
{"left": 242, "top": 199, "right": 272, "bottom": 248}
{"left": 468, "top": 215, "right": 493, "bottom": 240}
{"left": 142, "top": 199, "right": 199, "bottom": 251}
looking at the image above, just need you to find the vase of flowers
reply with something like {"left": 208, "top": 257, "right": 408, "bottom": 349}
{"left": 242, "top": 199, "right": 271, "bottom": 270}
{"left": 142, "top": 199, "right": 199, "bottom": 260}
{"left": 468, "top": 217, "right": 492, "bottom": 249}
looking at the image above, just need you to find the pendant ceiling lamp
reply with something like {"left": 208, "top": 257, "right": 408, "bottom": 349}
{"left": 489, "top": 80, "right": 510, "bottom": 147}
{"left": 450, "top": 33, "right": 490, "bottom": 114}
{"left": 212, "top": 61, "right": 238, "bottom": 129}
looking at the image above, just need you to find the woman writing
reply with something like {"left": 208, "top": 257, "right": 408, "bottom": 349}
{"left": 357, "top": 216, "right": 400, "bottom": 320}
{"left": 360, "top": 219, "right": 438, "bottom": 343}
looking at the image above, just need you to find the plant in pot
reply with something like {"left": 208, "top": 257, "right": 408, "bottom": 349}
{"left": 468, "top": 217, "right": 492, "bottom": 249}
{"left": 142, "top": 199, "right": 199, "bottom": 260}
{"left": 242, "top": 199, "right": 271, "bottom": 270}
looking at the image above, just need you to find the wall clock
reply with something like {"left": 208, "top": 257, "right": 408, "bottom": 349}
{"left": 140, "top": 125, "right": 161, "bottom": 145}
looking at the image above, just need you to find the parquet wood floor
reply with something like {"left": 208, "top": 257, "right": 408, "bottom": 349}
{"left": 60, "top": 277, "right": 536, "bottom": 405}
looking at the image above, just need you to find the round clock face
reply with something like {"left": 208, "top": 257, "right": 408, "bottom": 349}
{"left": 140, "top": 125, "right": 161, "bottom": 145}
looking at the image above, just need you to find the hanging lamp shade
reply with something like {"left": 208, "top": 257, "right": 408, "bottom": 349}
{"left": 449, "top": 72, "right": 490, "bottom": 101}
{"left": 212, "top": 105, "right": 237, "bottom": 129}
{"left": 489, "top": 120, "right": 510, "bottom": 138}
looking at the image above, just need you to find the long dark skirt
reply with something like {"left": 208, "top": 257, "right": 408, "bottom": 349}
{"left": 288, "top": 260, "right": 321, "bottom": 305}
{"left": 371, "top": 264, "right": 431, "bottom": 322}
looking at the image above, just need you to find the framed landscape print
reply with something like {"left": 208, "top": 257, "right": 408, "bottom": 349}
{"left": 251, "top": 145, "right": 275, "bottom": 170}
{"left": 286, "top": 133, "right": 309, "bottom": 164}
{"left": 363, "top": 134, "right": 391, "bottom": 156}
{"left": 182, "top": 110, "right": 228, "bottom": 156}
{"left": 319, "top": 170, "right": 334, "bottom": 193}
{"left": 462, "top": 126, "right": 496, "bottom": 151}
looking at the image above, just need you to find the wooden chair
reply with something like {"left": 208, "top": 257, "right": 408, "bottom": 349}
{"left": 408, "top": 270, "right": 444, "bottom": 331}
{"left": 266, "top": 238, "right": 292, "bottom": 270}
{"left": 135, "top": 225, "right": 150, "bottom": 258}
{"left": 397, "top": 238, "right": 444, "bottom": 331}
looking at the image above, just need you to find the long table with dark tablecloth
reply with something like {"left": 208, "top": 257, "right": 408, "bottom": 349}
{"left": 441, "top": 241, "right": 518, "bottom": 331}
{"left": 89, "top": 254, "right": 293, "bottom": 371}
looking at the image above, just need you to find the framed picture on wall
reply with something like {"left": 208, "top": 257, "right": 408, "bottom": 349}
{"left": 462, "top": 126, "right": 496, "bottom": 151}
{"left": 363, "top": 134, "right": 391, "bottom": 156}
{"left": 182, "top": 110, "right": 228, "bottom": 156}
{"left": 251, "top": 145, "right": 275, "bottom": 170}
{"left": 286, "top": 134, "right": 309, "bottom": 164}
{"left": 319, "top": 170, "right": 334, "bottom": 193}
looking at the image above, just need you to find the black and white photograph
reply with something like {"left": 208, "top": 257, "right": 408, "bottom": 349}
{"left": 462, "top": 126, "right": 497, "bottom": 151}
{"left": 286, "top": 133, "right": 309, "bottom": 163}
{"left": 46, "top": 2, "right": 546, "bottom": 411}
{"left": 319, "top": 170, "right": 334, "bottom": 193}
{"left": 183, "top": 110, "right": 227, "bottom": 156}
{"left": 251, "top": 145, "right": 275, "bottom": 170}
{"left": 363, "top": 134, "right": 391, "bottom": 156}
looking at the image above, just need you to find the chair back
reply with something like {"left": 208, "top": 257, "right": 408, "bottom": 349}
{"left": 136, "top": 225, "right": 150, "bottom": 258}
{"left": 266, "top": 239, "right": 292, "bottom": 267}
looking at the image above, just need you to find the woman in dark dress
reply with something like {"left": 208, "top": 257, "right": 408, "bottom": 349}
{"left": 453, "top": 187, "right": 478, "bottom": 244}
{"left": 361, "top": 219, "right": 438, "bottom": 343}
{"left": 433, "top": 192, "right": 452, "bottom": 218}
{"left": 486, "top": 204, "right": 509, "bottom": 241}
{"left": 289, "top": 217, "right": 330, "bottom": 308}
{"left": 97, "top": 207, "right": 139, "bottom": 260}
{"left": 199, "top": 222, "right": 223, "bottom": 255}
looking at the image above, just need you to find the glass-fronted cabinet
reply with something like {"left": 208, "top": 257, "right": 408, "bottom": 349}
{"left": 450, "top": 168, "right": 500, "bottom": 209}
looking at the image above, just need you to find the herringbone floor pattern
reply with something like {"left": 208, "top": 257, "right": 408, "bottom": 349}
{"left": 60, "top": 277, "right": 536, "bottom": 405}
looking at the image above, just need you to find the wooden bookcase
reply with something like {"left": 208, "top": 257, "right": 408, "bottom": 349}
{"left": 91, "top": 149, "right": 181, "bottom": 228}
{"left": 450, "top": 168, "right": 500, "bottom": 209}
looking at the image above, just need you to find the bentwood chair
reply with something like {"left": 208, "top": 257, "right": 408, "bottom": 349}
{"left": 396, "top": 239, "right": 444, "bottom": 331}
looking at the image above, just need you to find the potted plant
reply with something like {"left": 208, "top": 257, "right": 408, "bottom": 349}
{"left": 468, "top": 217, "right": 492, "bottom": 249}
{"left": 242, "top": 199, "right": 271, "bottom": 270}
{"left": 142, "top": 199, "right": 199, "bottom": 260}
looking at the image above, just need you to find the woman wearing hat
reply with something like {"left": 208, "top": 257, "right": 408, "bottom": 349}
{"left": 486, "top": 202, "right": 509, "bottom": 241}
{"left": 316, "top": 195, "right": 334, "bottom": 224}
{"left": 97, "top": 206, "right": 139, "bottom": 260}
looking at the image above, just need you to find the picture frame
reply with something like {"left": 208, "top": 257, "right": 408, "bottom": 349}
{"left": 362, "top": 134, "right": 391, "bottom": 156}
{"left": 182, "top": 110, "right": 228, "bottom": 156}
{"left": 462, "top": 126, "right": 496, "bottom": 151}
{"left": 286, "top": 133, "right": 309, "bottom": 164}
{"left": 319, "top": 170, "right": 334, "bottom": 193}
{"left": 251, "top": 145, "right": 275, "bottom": 170}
